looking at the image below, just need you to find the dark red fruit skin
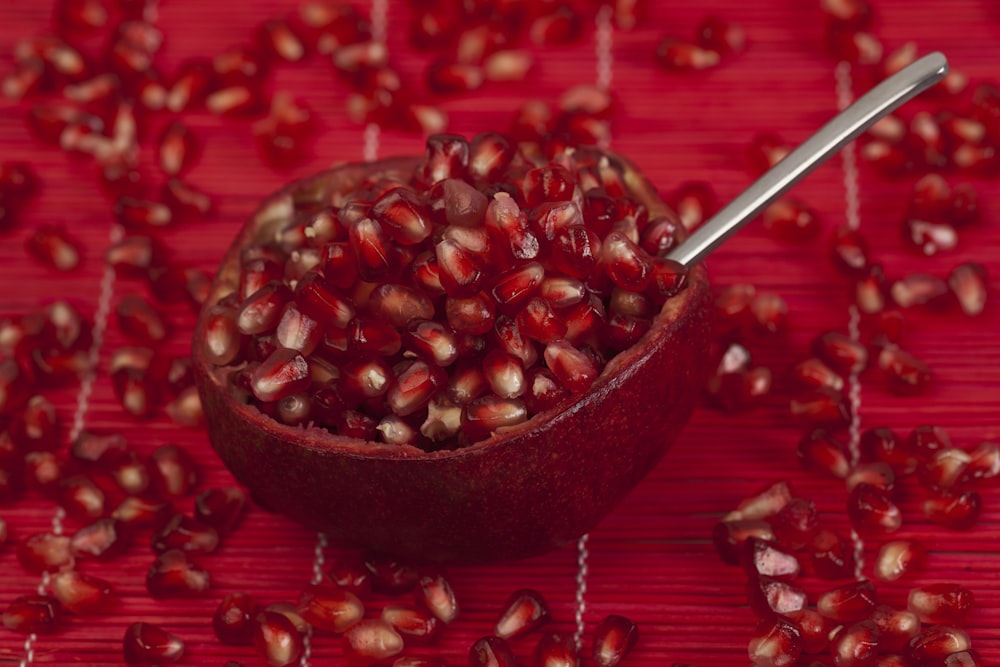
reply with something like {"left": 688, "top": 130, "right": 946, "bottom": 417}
{"left": 193, "top": 156, "right": 713, "bottom": 564}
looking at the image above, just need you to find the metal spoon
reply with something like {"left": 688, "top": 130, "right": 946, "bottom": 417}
{"left": 665, "top": 51, "right": 949, "bottom": 268}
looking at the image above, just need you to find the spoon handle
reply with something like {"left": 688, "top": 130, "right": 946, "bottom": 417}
{"left": 665, "top": 51, "right": 949, "bottom": 268}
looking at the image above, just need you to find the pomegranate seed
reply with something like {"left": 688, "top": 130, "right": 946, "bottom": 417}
{"left": 817, "top": 579, "right": 878, "bottom": 622}
{"left": 146, "top": 549, "right": 210, "bottom": 598}
{"left": 461, "top": 395, "right": 528, "bottom": 442}
{"left": 381, "top": 604, "right": 439, "bottom": 642}
{"left": 960, "top": 440, "right": 1000, "bottom": 486}
{"left": 532, "top": 632, "right": 578, "bottom": 667}
{"left": 343, "top": 618, "right": 404, "bottom": 664}
{"left": 877, "top": 344, "right": 932, "bottom": 396}
{"left": 362, "top": 554, "right": 420, "bottom": 595}
{"left": 148, "top": 444, "right": 198, "bottom": 498}
{"left": 115, "top": 197, "right": 172, "bottom": 229}
{"left": 845, "top": 461, "right": 895, "bottom": 493}
{"left": 470, "top": 635, "right": 519, "bottom": 667}
{"left": 122, "top": 622, "right": 183, "bottom": 667}
{"left": 162, "top": 177, "right": 213, "bottom": 221}
{"left": 812, "top": 330, "right": 868, "bottom": 375}
{"left": 724, "top": 480, "right": 792, "bottom": 522}
{"left": 902, "top": 217, "right": 957, "bottom": 256}
{"left": 258, "top": 19, "right": 306, "bottom": 63}
{"left": 847, "top": 482, "right": 902, "bottom": 534}
{"left": 251, "top": 347, "right": 312, "bottom": 403}
{"left": 2, "top": 595, "right": 61, "bottom": 634}
{"left": 869, "top": 605, "right": 920, "bottom": 654}
{"left": 206, "top": 84, "right": 266, "bottom": 117}
{"left": 809, "top": 529, "right": 856, "bottom": 579}
{"left": 427, "top": 60, "right": 485, "bottom": 94}
{"left": 828, "top": 224, "right": 870, "bottom": 277}
{"left": 201, "top": 303, "right": 241, "bottom": 366}
{"left": 112, "top": 495, "right": 171, "bottom": 528}
{"left": 251, "top": 610, "right": 304, "bottom": 666}
{"left": 591, "top": 614, "right": 639, "bottom": 667}
{"left": 948, "top": 262, "right": 988, "bottom": 316}
{"left": 697, "top": 15, "right": 746, "bottom": 55}
{"left": 58, "top": 474, "right": 106, "bottom": 521}
{"left": 891, "top": 272, "right": 952, "bottom": 310}
{"left": 919, "top": 447, "right": 973, "bottom": 491}
{"left": 746, "top": 133, "right": 791, "bottom": 176}
{"left": 156, "top": 120, "right": 199, "bottom": 176}
{"left": 8, "top": 394, "right": 60, "bottom": 450}
{"left": 25, "top": 225, "right": 82, "bottom": 271}
{"left": 745, "top": 616, "right": 801, "bottom": 667}
{"left": 788, "top": 357, "right": 844, "bottom": 392}
{"left": 712, "top": 518, "right": 775, "bottom": 565}
{"left": 237, "top": 282, "right": 294, "bottom": 336}
{"left": 742, "top": 537, "right": 800, "bottom": 580}
{"left": 214, "top": 592, "right": 256, "bottom": 645}
{"left": 859, "top": 427, "right": 917, "bottom": 474}
{"left": 297, "top": 582, "right": 364, "bottom": 633}
{"left": 655, "top": 37, "right": 720, "bottom": 71}
{"left": 907, "top": 626, "right": 971, "bottom": 662}
{"left": 746, "top": 575, "right": 808, "bottom": 617}
{"left": 194, "top": 486, "right": 246, "bottom": 534}
{"left": 418, "top": 574, "right": 459, "bottom": 624}
{"left": 762, "top": 198, "right": 820, "bottom": 243}
{"left": 151, "top": 513, "right": 219, "bottom": 554}
{"left": 829, "top": 620, "right": 881, "bottom": 667}
{"left": 908, "top": 583, "right": 974, "bottom": 625}
{"left": 50, "top": 571, "right": 116, "bottom": 615}
{"left": 924, "top": 490, "right": 982, "bottom": 530}
{"left": 797, "top": 428, "right": 850, "bottom": 478}
{"left": 70, "top": 517, "right": 127, "bottom": 560}
{"left": 543, "top": 339, "right": 600, "bottom": 394}
{"left": 17, "top": 532, "right": 73, "bottom": 574}
{"left": 493, "top": 588, "right": 550, "bottom": 640}
{"left": 784, "top": 609, "right": 830, "bottom": 654}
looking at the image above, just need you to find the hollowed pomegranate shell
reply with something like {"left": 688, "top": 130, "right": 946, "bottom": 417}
{"left": 193, "top": 153, "right": 712, "bottom": 563}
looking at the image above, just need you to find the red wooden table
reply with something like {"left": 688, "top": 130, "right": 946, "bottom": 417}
{"left": 1, "top": 1, "right": 998, "bottom": 664}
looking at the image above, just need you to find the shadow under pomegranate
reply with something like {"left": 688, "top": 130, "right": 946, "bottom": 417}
{"left": 193, "top": 135, "right": 713, "bottom": 563}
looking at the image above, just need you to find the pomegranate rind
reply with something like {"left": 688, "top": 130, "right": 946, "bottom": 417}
{"left": 193, "top": 154, "right": 712, "bottom": 563}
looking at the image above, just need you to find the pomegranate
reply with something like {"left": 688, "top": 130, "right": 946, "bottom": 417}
{"left": 193, "top": 133, "right": 712, "bottom": 563}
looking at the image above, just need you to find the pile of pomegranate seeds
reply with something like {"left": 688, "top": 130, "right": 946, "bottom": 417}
{"left": 205, "top": 132, "right": 690, "bottom": 450}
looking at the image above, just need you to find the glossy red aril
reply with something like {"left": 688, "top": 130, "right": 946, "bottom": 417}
{"left": 907, "top": 626, "right": 971, "bottom": 662}
{"left": 17, "top": 532, "right": 73, "bottom": 574}
{"left": 122, "top": 622, "right": 185, "bottom": 665}
{"left": 847, "top": 482, "right": 902, "bottom": 534}
{"left": 746, "top": 616, "right": 801, "bottom": 667}
{"left": 2, "top": 595, "right": 61, "bottom": 634}
{"left": 713, "top": 518, "right": 775, "bottom": 565}
{"left": 829, "top": 620, "right": 881, "bottom": 667}
{"left": 924, "top": 490, "right": 982, "bottom": 530}
{"left": 655, "top": 37, "right": 720, "bottom": 71}
{"left": 296, "top": 582, "right": 364, "bottom": 633}
{"left": 592, "top": 614, "right": 639, "bottom": 667}
{"left": 151, "top": 513, "right": 219, "bottom": 554}
{"left": 50, "top": 570, "right": 117, "bottom": 615}
{"left": 214, "top": 592, "right": 256, "bottom": 645}
{"left": 948, "top": 261, "right": 988, "bottom": 316}
{"left": 746, "top": 575, "right": 808, "bottom": 617}
{"left": 25, "top": 225, "right": 82, "bottom": 271}
{"left": 809, "top": 529, "right": 856, "bottom": 579}
{"left": 908, "top": 583, "right": 974, "bottom": 625}
{"left": 817, "top": 579, "right": 878, "bottom": 622}
{"left": 148, "top": 444, "right": 198, "bottom": 497}
{"left": 194, "top": 486, "right": 246, "bottom": 534}
{"left": 418, "top": 574, "right": 459, "bottom": 624}
{"left": 742, "top": 537, "right": 800, "bottom": 580}
{"left": 253, "top": 610, "right": 304, "bottom": 667}
{"left": 797, "top": 428, "right": 850, "bottom": 478}
{"left": 342, "top": 618, "right": 404, "bottom": 664}
{"left": 494, "top": 588, "right": 551, "bottom": 639}
{"left": 878, "top": 344, "right": 931, "bottom": 396}
{"left": 470, "top": 635, "right": 519, "bottom": 667}
{"left": 145, "top": 549, "right": 210, "bottom": 598}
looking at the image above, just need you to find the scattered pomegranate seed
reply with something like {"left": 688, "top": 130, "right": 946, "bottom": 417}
{"left": 809, "top": 529, "right": 856, "bottom": 579}
{"left": 797, "top": 428, "right": 850, "bottom": 478}
{"left": 2, "top": 594, "right": 61, "bottom": 634}
{"left": 25, "top": 224, "right": 82, "bottom": 271}
{"left": 877, "top": 344, "right": 932, "bottom": 396}
{"left": 343, "top": 618, "right": 405, "bottom": 664}
{"left": 908, "top": 582, "right": 975, "bottom": 625}
{"left": 817, "top": 579, "right": 879, "bottom": 622}
{"left": 469, "top": 635, "right": 519, "bottom": 667}
{"left": 907, "top": 625, "right": 972, "bottom": 662}
{"left": 121, "top": 622, "right": 184, "bottom": 665}
{"left": 213, "top": 591, "right": 256, "bottom": 646}
{"left": 948, "top": 261, "right": 988, "bottom": 316}
{"left": 17, "top": 532, "right": 74, "bottom": 574}
{"left": 847, "top": 482, "right": 903, "bottom": 534}
{"left": 145, "top": 549, "right": 210, "bottom": 598}
{"left": 713, "top": 518, "right": 775, "bottom": 565}
{"left": 592, "top": 614, "right": 639, "bottom": 667}
{"left": 494, "top": 588, "right": 551, "bottom": 640}
{"left": 746, "top": 616, "right": 801, "bottom": 667}
{"left": 655, "top": 37, "right": 720, "bottom": 71}
{"left": 296, "top": 582, "right": 364, "bottom": 634}
{"left": 50, "top": 570, "right": 117, "bottom": 615}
